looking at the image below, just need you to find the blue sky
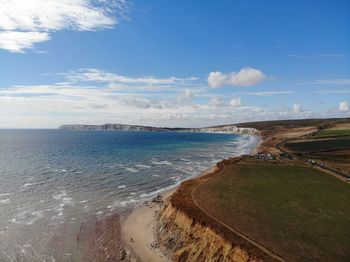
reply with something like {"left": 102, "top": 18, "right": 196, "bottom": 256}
{"left": 0, "top": 0, "right": 349, "bottom": 128}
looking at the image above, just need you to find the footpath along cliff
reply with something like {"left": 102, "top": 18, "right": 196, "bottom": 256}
{"left": 155, "top": 159, "right": 279, "bottom": 262}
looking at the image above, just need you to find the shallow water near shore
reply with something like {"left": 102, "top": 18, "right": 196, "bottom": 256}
{"left": 0, "top": 129, "right": 258, "bottom": 261}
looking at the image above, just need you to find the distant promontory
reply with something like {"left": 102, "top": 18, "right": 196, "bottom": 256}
{"left": 58, "top": 123, "right": 258, "bottom": 135}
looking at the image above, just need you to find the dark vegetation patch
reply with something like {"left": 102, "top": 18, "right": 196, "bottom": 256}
{"left": 284, "top": 138, "right": 350, "bottom": 153}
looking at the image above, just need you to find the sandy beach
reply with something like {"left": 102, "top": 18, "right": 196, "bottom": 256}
{"left": 120, "top": 165, "right": 223, "bottom": 262}
{"left": 121, "top": 189, "right": 175, "bottom": 262}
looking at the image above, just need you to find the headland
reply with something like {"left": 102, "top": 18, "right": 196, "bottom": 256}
{"left": 119, "top": 117, "right": 350, "bottom": 262}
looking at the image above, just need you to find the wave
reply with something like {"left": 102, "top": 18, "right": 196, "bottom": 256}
{"left": 139, "top": 183, "right": 179, "bottom": 199}
{"left": 232, "top": 134, "right": 260, "bottom": 156}
{"left": 151, "top": 159, "right": 173, "bottom": 166}
{"left": 124, "top": 167, "right": 138, "bottom": 173}
{"left": 0, "top": 199, "right": 10, "bottom": 204}
{"left": 53, "top": 190, "right": 74, "bottom": 206}
{"left": 135, "top": 164, "right": 152, "bottom": 169}
{"left": 130, "top": 135, "right": 260, "bottom": 207}
{"left": 110, "top": 198, "right": 139, "bottom": 209}
{"left": 11, "top": 210, "right": 44, "bottom": 225}
{"left": 51, "top": 190, "right": 75, "bottom": 220}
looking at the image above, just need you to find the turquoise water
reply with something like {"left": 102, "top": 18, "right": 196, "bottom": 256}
{"left": 0, "top": 130, "right": 258, "bottom": 261}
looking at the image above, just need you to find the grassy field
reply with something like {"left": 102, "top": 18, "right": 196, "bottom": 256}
{"left": 306, "top": 151, "right": 350, "bottom": 163}
{"left": 285, "top": 137, "right": 350, "bottom": 153}
{"left": 195, "top": 162, "right": 350, "bottom": 262}
{"left": 312, "top": 129, "right": 350, "bottom": 138}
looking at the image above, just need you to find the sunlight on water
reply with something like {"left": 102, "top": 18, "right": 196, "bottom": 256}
{"left": 0, "top": 130, "right": 259, "bottom": 261}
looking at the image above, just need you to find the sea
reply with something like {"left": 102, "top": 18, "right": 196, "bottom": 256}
{"left": 0, "top": 129, "right": 259, "bottom": 261}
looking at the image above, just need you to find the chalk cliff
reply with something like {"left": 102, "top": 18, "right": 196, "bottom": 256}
{"left": 58, "top": 123, "right": 259, "bottom": 136}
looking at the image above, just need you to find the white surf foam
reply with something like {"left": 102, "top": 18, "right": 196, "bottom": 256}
{"left": 11, "top": 210, "right": 44, "bottom": 225}
{"left": 151, "top": 160, "right": 173, "bottom": 166}
{"left": 125, "top": 167, "right": 138, "bottom": 173}
{"left": 135, "top": 164, "right": 152, "bottom": 169}
{"left": 233, "top": 134, "right": 261, "bottom": 156}
{"left": 0, "top": 199, "right": 10, "bottom": 204}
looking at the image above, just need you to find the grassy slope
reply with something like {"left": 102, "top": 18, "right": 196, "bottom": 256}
{"left": 195, "top": 163, "right": 350, "bottom": 262}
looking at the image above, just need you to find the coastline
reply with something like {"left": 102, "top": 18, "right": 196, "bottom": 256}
{"left": 121, "top": 188, "right": 175, "bottom": 262}
{"left": 120, "top": 133, "right": 261, "bottom": 261}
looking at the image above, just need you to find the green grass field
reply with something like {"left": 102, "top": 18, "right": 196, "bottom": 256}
{"left": 313, "top": 129, "right": 350, "bottom": 138}
{"left": 285, "top": 137, "right": 350, "bottom": 153}
{"left": 195, "top": 163, "right": 350, "bottom": 262}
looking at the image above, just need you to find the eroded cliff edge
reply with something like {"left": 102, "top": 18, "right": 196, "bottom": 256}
{"left": 155, "top": 159, "right": 278, "bottom": 262}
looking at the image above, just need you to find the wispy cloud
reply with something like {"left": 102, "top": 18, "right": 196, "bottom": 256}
{"left": 67, "top": 68, "right": 199, "bottom": 87}
{"left": 300, "top": 79, "right": 350, "bottom": 85}
{"left": 242, "top": 91, "right": 294, "bottom": 96}
{"left": 289, "top": 54, "right": 344, "bottom": 59}
{"left": 0, "top": 31, "right": 50, "bottom": 53}
{"left": 315, "top": 89, "right": 350, "bottom": 94}
{"left": 0, "top": 0, "right": 129, "bottom": 52}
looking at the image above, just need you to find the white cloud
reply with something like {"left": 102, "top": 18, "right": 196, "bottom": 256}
{"left": 229, "top": 98, "right": 241, "bottom": 107}
{"left": 0, "top": 31, "right": 50, "bottom": 53}
{"left": 339, "top": 101, "right": 349, "bottom": 112}
{"left": 207, "top": 72, "right": 228, "bottom": 88}
{"left": 0, "top": 0, "right": 128, "bottom": 52}
{"left": 67, "top": 68, "right": 199, "bottom": 86}
{"left": 1, "top": 68, "right": 348, "bottom": 128}
{"left": 293, "top": 103, "right": 302, "bottom": 113}
{"left": 208, "top": 67, "right": 267, "bottom": 88}
{"left": 183, "top": 89, "right": 194, "bottom": 99}
{"left": 177, "top": 89, "right": 194, "bottom": 106}
{"left": 209, "top": 96, "right": 224, "bottom": 107}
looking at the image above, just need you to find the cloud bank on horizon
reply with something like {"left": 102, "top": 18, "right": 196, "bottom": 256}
{"left": 0, "top": 0, "right": 349, "bottom": 128}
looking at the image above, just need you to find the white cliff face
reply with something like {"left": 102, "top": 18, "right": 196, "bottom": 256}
{"left": 184, "top": 126, "right": 259, "bottom": 135}
{"left": 58, "top": 124, "right": 259, "bottom": 136}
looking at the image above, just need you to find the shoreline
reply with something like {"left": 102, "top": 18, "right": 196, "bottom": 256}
{"left": 120, "top": 133, "right": 261, "bottom": 261}
{"left": 121, "top": 188, "right": 175, "bottom": 261}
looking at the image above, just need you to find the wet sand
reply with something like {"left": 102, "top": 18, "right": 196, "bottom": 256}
{"left": 76, "top": 213, "right": 123, "bottom": 261}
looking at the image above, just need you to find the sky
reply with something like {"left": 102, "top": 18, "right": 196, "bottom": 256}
{"left": 0, "top": 0, "right": 349, "bottom": 128}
